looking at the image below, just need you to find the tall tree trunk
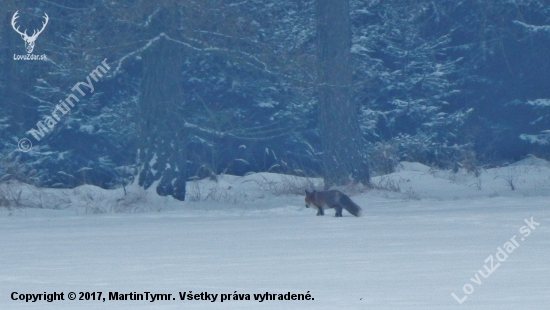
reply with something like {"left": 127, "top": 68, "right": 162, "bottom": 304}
{"left": 138, "top": 7, "right": 188, "bottom": 201}
{"left": 315, "top": 0, "right": 370, "bottom": 188}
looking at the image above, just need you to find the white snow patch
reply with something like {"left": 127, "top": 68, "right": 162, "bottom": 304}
{"left": 525, "top": 98, "right": 550, "bottom": 107}
{"left": 513, "top": 20, "right": 550, "bottom": 34}
{"left": 257, "top": 99, "right": 279, "bottom": 108}
{"left": 396, "top": 161, "right": 431, "bottom": 172}
{"left": 79, "top": 124, "right": 94, "bottom": 133}
{"left": 520, "top": 132, "right": 550, "bottom": 145}
{"left": 351, "top": 43, "right": 370, "bottom": 54}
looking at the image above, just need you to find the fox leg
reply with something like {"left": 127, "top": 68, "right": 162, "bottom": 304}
{"left": 334, "top": 205, "right": 343, "bottom": 217}
{"left": 316, "top": 208, "right": 324, "bottom": 216}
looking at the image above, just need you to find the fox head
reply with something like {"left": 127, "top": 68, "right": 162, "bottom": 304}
{"left": 304, "top": 190, "right": 315, "bottom": 208}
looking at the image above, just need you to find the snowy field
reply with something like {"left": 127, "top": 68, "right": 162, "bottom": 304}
{"left": 1, "top": 157, "right": 549, "bottom": 309}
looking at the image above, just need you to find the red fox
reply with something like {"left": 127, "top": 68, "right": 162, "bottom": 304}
{"left": 304, "top": 190, "right": 363, "bottom": 217}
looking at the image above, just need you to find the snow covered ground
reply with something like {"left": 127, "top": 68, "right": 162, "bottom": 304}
{"left": 1, "top": 158, "right": 549, "bottom": 309}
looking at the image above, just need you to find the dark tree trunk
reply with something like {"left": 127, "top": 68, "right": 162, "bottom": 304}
{"left": 315, "top": 0, "right": 370, "bottom": 188}
{"left": 138, "top": 7, "right": 188, "bottom": 201}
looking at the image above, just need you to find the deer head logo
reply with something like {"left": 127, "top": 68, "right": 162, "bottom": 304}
{"left": 11, "top": 11, "right": 49, "bottom": 54}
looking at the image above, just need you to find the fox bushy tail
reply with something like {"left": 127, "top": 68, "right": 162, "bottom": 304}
{"left": 341, "top": 195, "right": 362, "bottom": 217}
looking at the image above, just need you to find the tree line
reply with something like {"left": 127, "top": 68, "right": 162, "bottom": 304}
{"left": 0, "top": 0, "right": 549, "bottom": 199}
